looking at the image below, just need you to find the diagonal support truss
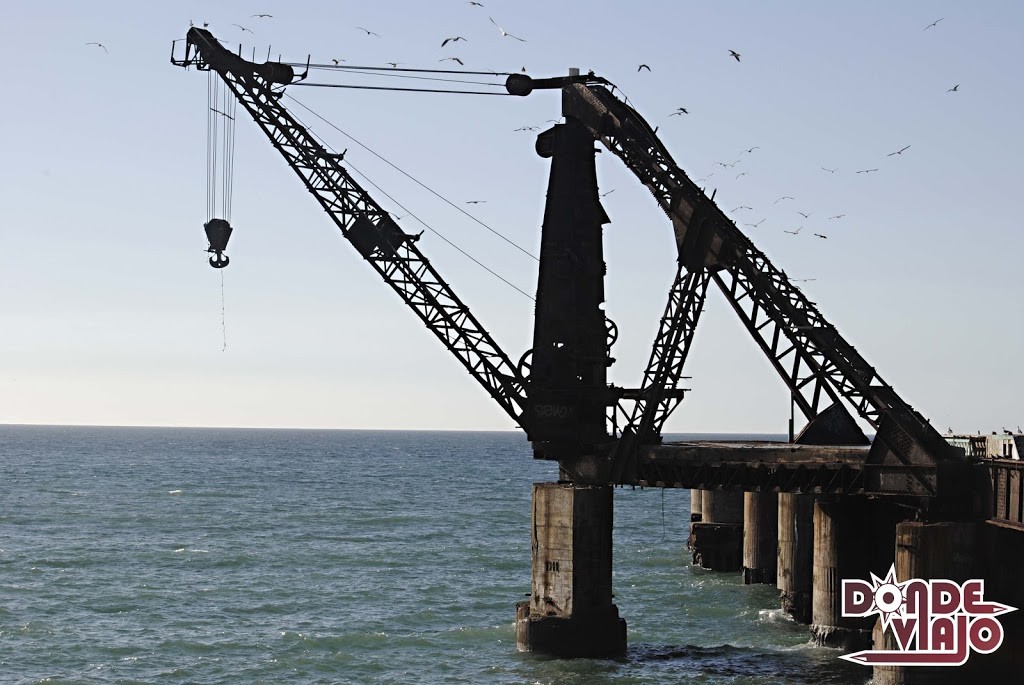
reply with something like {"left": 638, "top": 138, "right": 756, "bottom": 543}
{"left": 174, "top": 29, "right": 527, "bottom": 426}
{"left": 561, "top": 81, "right": 963, "bottom": 494}
{"left": 608, "top": 265, "right": 709, "bottom": 481}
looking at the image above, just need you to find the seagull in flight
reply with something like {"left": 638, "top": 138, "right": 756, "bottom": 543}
{"left": 728, "top": 49, "right": 741, "bottom": 62}
{"left": 600, "top": 189, "right": 615, "bottom": 197}
{"left": 820, "top": 167, "right": 838, "bottom": 174}
{"left": 331, "top": 58, "right": 344, "bottom": 65}
{"left": 828, "top": 214, "right": 846, "bottom": 220}
{"left": 356, "top": 27, "right": 382, "bottom": 37}
{"left": 386, "top": 62, "right": 403, "bottom": 68}
{"left": 442, "top": 36, "right": 468, "bottom": 47}
{"left": 792, "top": 278, "right": 816, "bottom": 283}
{"left": 490, "top": 17, "right": 526, "bottom": 41}
{"left": 251, "top": 14, "right": 273, "bottom": 19}
{"left": 514, "top": 126, "right": 539, "bottom": 131}
{"left": 797, "top": 211, "right": 812, "bottom": 219}
{"left": 746, "top": 219, "right": 766, "bottom": 228}
{"left": 440, "top": 57, "right": 464, "bottom": 65}
{"left": 740, "top": 146, "right": 759, "bottom": 154}
{"left": 233, "top": 24, "right": 253, "bottom": 33}
{"left": 773, "top": 196, "right": 795, "bottom": 205}
{"left": 735, "top": 172, "right": 748, "bottom": 179}
{"left": 637, "top": 64, "right": 651, "bottom": 72}
{"left": 732, "top": 205, "right": 752, "bottom": 212}
{"left": 947, "top": 84, "right": 960, "bottom": 92}
{"left": 85, "top": 42, "right": 108, "bottom": 53}
{"left": 784, "top": 226, "right": 803, "bottom": 235}
{"left": 466, "top": 200, "right": 486, "bottom": 204}
{"left": 468, "top": 1, "right": 484, "bottom": 5}
{"left": 887, "top": 145, "right": 911, "bottom": 156}
{"left": 669, "top": 107, "right": 689, "bottom": 116}
{"left": 924, "top": 18, "right": 944, "bottom": 30}
{"left": 813, "top": 233, "right": 828, "bottom": 239}
{"left": 857, "top": 168, "right": 879, "bottom": 174}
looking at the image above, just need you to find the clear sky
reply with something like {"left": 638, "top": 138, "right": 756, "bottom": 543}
{"left": 2, "top": 1, "right": 1021, "bottom": 434}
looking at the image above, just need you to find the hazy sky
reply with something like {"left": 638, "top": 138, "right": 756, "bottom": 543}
{"left": 2, "top": 1, "right": 1021, "bottom": 434}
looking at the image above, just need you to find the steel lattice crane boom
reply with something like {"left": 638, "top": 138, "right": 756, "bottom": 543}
{"left": 172, "top": 28, "right": 528, "bottom": 427}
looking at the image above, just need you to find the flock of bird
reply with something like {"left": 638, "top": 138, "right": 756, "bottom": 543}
{"left": 84, "top": 10, "right": 960, "bottom": 256}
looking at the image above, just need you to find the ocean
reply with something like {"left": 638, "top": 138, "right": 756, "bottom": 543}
{"left": 1, "top": 426, "right": 869, "bottom": 684}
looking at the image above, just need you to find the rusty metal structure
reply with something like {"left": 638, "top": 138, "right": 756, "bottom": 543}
{"left": 172, "top": 29, "right": 972, "bottom": 515}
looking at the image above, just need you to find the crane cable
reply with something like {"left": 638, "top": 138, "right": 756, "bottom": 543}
{"left": 285, "top": 96, "right": 536, "bottom": 301}
{"left": 207, "top": 71, "right": 237, "bottom": 350}
{"left": 286, "top": 94, "right": 537, "bottom": 262}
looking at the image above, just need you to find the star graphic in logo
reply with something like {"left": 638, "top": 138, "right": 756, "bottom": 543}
{"left": 865, "top": 564, "right": 910, "bottom": 631}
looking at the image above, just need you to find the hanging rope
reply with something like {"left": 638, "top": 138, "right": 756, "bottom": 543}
{"left": 220, "top": 270, "right": 227, "bottom": 351}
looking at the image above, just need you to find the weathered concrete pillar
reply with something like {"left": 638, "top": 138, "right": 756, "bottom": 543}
{"left": 515, "top": 482, "right": 626, "bottom": 657}
{"left": 811, "top": 498, "right": 875, "bottom": 649}
{"left": 690, "top": 489, "right": 703, "bottom": 522}
{"left": 743, "top": 491, "right": 778, "bottom": 584}
{"left": 777, "top": 493, "right": 815, "bottom": 623}
{"left": 872, "top": 522, "right": 981, "bottom": 685}
{"left": 691, "top": 490, "right": 743, "bottom": 571}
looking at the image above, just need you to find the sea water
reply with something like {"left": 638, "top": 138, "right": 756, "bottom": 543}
{"left": 1, "top": 426, "right": 869, "bottom": 684}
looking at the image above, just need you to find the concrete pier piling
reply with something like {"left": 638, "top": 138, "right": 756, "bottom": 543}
{"left": 516, "top": 482, "right": 626, "bottom": 657}
{"left": 690, "top": 490, "right": 743, "bottom": 571}
{"left": 811, "top": 498, "right": 875, "bottom": 649}
{"left": 777, "top": 493, "right": 815, "bottom": 623}
{"left": 743, "top": 491, "right": 778, "bottom": 584}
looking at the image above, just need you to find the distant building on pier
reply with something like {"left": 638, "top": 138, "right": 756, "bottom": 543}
{"left": 945, "top": 431, "right": 1022, "bottom": 459}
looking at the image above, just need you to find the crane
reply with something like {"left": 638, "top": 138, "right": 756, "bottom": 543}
{"left": 172, "top": 29, "right": 967, "bottom": 505}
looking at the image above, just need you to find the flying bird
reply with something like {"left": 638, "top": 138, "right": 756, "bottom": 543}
{"left": 490, "top": 17, "right": 526, "bottom": 41}
{"left": 740, "top": 146, "right": 759, "bottom": 154}
{"left": 356, "top": 27, "right": 381, "bottom": 37}
{"left": 638, "top": 64, "right": 651, "bottom": 72}
{"left": 440, "top": 57, "right": 464, "bottom": 65}
{"left": 442, "top": 36, "right": 468, "bottom": 47}
{"left": 773, "top": 196, "right": 795, "bottom": 205}
{"left": 828, "top": 214, "right": 846, "bottom": 220}
{"left": 251, "top": 14, "right": 273, "bottom": 19}
{"left": 468, "top": 1, "right": 484, "bottom": 5}
{"left": 791, "top": 278, "right": 816, "bottom": 283}
{"left": 797, "top": 211, "right": 812, "bottom": 219}
{"left": 514, "top": 126, "right": 539, "bottom": 131}
{"left": 233, "top": 24, "right": 253, "bottom": 33}
{"left": 466, "top": 200, "right": 486, "bottom": 204}
{"left": 600, "top": 189, "right": 615, "bottom": 197}
{"left": 669, "top": 107, "right": 689, "bottom": 116}
{"left": 735, "top": 172, "right": 748, "bottom": 179}
{"left": 924, "top": 18, "right": 944, "bottom": 30}
{"left": 732, "top": 205, "right": 752, "bottom": 212}
{"left": 947, "top": 84, "right": 960, "bottom": 92}
{"left": 820, "top": 167, "right": 838, "bottom": 173}
{"left": 887, "top": 145, "right": 911, "bottom": 156}
{"left": 728, "top": 49, "right": 741, "bottom": 62}
{"left": 85, "top": 42, "right": 108, "bottom": 53}
{"left": 856, "top": 168, "right": 879, "bottom": 174}
{"left": 813, "top": 233, "right": 828, "bottom": 239}
{"left": 746, "top": 219, "right": 766, "bottom": 228}
{"left": 784, "top": 226, "right": 803, "bottom": 235}
{"left": 331, "top": 58, "right": 345, "bottom": 65}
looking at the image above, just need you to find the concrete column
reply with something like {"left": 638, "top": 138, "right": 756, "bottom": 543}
{"left": 515, "top": 482, "right": 626, "bottom": 657}
{"left": 743, "top": 491, "right": 778, "bottom": 584}
{"left": 690, "top": 490, "right": 743, "bottom": 571}
{"left": 873, "top": 522, "right": 980, "bottom": 685}
{"left": 811, "top": 498, "right": 874, "bottom": 649}
{"left": 690, "top": 489, "right": 703, "bottom": 522}
{"left": 777, "top": 493, "right": 815, "bottom": 624}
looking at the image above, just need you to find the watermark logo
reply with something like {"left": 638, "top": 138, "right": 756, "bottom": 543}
{"left": 840, "top": 564, "right": 1016, "bottom": 667}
